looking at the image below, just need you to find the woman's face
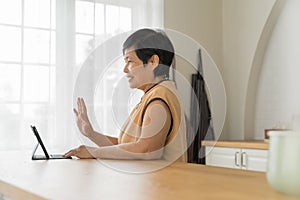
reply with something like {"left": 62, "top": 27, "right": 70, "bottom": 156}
{"left": 123, "top": 47, "right": 156, "bottom": 90}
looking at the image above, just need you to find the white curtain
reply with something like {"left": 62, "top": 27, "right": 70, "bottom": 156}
{"left": 0, "top": 0, "right": 163, "bottom": 150}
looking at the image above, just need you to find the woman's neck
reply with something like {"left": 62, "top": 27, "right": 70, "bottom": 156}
{"left": 139, "top": 76, "right": 165, "bottom": 92}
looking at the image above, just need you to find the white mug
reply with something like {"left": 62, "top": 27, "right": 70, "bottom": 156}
{"left": 267, "top": 131, "right": 300, "bottom": 196}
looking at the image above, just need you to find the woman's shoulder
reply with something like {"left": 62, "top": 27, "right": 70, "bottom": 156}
{"left": 144, "top": 81, "right": 180, "bottom": 105}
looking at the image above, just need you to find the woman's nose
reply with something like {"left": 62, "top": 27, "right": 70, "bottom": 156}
{"left": 123, "top": 64, "right": 129, "bottom": 73}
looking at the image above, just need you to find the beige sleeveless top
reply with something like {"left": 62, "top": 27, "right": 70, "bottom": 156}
{"left": 118, "top": 80, "right": 187, "bottom": 161}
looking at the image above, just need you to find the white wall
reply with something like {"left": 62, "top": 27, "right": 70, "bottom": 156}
{"left": 164, "top": 0, "right": 225, "bottom": 138}
{"left": 222, "top": 0, "right": 276, "bottom": 139}
{"left": 164, "top": 0, "right": 292, "bottom": 139}
{"left": 165, "top": 0, "right": 277, "bottom": 139}
{"left": 164, "top": 0, "right": 223, "bottom": 73}
{"left": 254, "top": 0, "right": 300, "bottom": 139}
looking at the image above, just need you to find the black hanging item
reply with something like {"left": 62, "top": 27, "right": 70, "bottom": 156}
{"left": 187, "top": 49, "right": 215, "bottom": 164}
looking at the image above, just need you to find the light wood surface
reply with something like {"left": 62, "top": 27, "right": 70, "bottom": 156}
{"left": 0, "top": 150, "right": 297, "bottom": 200}
{"left": 202, "top": 140, "right": 269, "bottom": 150}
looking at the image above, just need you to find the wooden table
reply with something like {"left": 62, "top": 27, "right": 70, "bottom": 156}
{"left": 202, "top": 140, "right": 269, "bottom": 150}
{"left": 0, "top": 150, "right": 298, "bottom": 200}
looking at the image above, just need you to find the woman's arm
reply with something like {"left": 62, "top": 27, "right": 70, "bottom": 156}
{"left": 65, "top": 100, "right": 171, "bottom": 159}
{"left": 88, "top": 130, "right": 118, "bottom": 146}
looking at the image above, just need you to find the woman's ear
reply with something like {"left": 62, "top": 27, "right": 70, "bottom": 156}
{"left": 147, "top": 54, "right": 160, "bottom": 69}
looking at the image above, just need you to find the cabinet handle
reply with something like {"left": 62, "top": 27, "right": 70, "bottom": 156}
{"left": 241, "top": 152, "right": 247, "bottom": 167}
{"left": 235, "top": 152, "right": 240, "bottom": 167}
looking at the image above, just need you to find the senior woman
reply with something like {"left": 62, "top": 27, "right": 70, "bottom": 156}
{"left": 65, "top": 29, "right": 186, "bottom": 161}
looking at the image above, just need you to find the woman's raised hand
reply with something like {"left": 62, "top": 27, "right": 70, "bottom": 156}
{"left": 73, "top": 98, "right": 94, "bottom": 138}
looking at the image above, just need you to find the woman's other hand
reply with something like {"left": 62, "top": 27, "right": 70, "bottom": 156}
{"left": 64, "top": 145, "right": 96, "bottom": 159}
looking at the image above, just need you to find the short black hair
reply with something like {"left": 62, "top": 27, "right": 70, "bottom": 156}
{"left": 123, "top": 28, "right": 175, "bottom": 79}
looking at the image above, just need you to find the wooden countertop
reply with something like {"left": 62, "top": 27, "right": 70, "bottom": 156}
{"left": 202, "top": 140, "right": 269, "bottom": 150}
{"left": 0, "top": 150, "right": 297, "bottom": 200}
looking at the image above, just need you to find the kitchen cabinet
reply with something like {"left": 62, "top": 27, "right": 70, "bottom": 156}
{"left": 205, "top": 146, "right": 268, "bottom": 172}
{"left": 203, "top": 141, "right": 269, "bottom": 172}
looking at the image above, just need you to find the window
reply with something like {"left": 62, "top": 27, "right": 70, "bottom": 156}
{"left": 0, "top": 0, "right": 163, "bottom": 150}
{"left": 0, "top": 0, "right": 56, "bottom": 150}
{"left": 75, "top": 1, "right": 132, "bottom": 65}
